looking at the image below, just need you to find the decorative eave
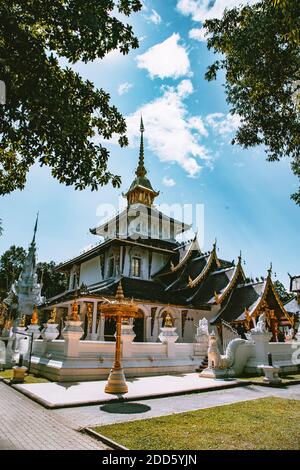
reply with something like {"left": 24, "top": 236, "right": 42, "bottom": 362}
{"left": 90, "top": 204, "right": 190, "bottom": 237}
{"left": 170, "top": 234, "right": 201, "bottom": 273}
{"left": 249, "top": 265, "right": 293, "bottom": 324}
{"left": 214, "top": 253, "right": 245, "bottom": 305}
{"left": 188, "top": 241, "right": 220, "bottom": 288}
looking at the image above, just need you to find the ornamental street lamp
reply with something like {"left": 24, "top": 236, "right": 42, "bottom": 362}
{"left": 100, "top": 281, "right": 139, "bottom": 394}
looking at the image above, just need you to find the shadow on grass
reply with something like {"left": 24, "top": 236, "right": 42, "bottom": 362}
{"left": 100, "top": 402, "right": 151, "bottom": 414}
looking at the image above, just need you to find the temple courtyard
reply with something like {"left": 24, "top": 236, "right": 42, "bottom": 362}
{"left": 1, "top": 377, "right": 300, "bottom": 450}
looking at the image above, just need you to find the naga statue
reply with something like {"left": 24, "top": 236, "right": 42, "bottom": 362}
{"left": 207, "top": 331, "right": 252, "bottom": 376}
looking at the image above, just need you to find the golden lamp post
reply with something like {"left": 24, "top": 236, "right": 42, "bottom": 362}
{"left": 100, "top": 281, "right": 139, "bottom": 394}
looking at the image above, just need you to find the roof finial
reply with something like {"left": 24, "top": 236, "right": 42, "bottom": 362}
{"left": 136, "top": 116, "right": 147, "bottom": 178}
{"left": 268, "top": 262, "right": 272, "bottom": 278}
{"left": 32, "top": 212, "right": 39, "bottom": 245}
{"left": 238, "top": 250, "right": 242, "bottom": 264}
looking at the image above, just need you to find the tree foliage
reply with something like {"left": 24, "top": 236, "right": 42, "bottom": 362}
{"left": 0, "top": 0, "right": 142, "bottom": 194}
{"left": 36, "top": 261, "right": 67, "bottom": 299}
{"left": 273, "top": 279, "right": 295, "bottom": 304}
{"left": 0, "top": 245, "right": 26, "bottom": 296}
{"left": 204, "top": 0, "right": 300, "bottom": 204}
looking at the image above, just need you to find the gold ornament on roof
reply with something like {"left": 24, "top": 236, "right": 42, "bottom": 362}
{"left": 31, "top": 305, "right": 39, "bottom": 325}
{"left": 19, "top": 315, "right": 26, "bottom": 327}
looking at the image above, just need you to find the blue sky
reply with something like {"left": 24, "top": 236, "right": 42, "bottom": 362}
{"left": 1, "top": 0, "right": 299, "bottom": 288}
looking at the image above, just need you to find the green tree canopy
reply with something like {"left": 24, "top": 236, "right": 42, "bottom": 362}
{"left": 273, "top": 279, "right": 295, "bottom": 304}
{"left": 0, "top": 0, "right": 142, "bottom": 195}
{"left": 36, "top": 261, "right": 67, "bottom": 299}
{"left": 204, "top": 0, "right": 300, "bottom": 204}
{"left": 0, "top": 245, "right": 26, "bottom": 296}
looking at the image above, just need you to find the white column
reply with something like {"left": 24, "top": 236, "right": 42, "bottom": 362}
{"left": 91, "top": 301, "right": 98, "bottom": 340}
{"left": 145, "top": 316, "right": 152, "bottom": 341}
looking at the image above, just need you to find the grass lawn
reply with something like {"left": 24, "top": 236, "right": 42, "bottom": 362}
{"left": 93, "top": 398, "right": 300, "bottom": 450}
{"left": 0, "top": 368, "right": 49, "bottom": 384}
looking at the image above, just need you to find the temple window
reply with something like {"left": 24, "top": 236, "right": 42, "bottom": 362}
{"left": 132, "top": 257, "right": 141, "bottom": 277}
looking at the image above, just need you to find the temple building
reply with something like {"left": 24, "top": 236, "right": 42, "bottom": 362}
{"left": 40, "top": 119, "right": 294, "bottom": 343}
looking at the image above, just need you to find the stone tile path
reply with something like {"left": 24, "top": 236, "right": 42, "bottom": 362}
{"left": 0, "top": 382, "right": 108, "bottom": 450}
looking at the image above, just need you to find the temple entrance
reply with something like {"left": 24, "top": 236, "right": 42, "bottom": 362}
{"left": 133, "top": 310, "right": 145, "bottom": 342}
{"left": 104, "top": 318, "right": 116, "bottom": 342}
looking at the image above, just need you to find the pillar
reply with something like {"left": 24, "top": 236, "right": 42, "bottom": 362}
{"left": 98, "top": 314, "right": 105, "bottom": 341}
{"left": 91, "top": 301, "right": 98, "bottom": 341}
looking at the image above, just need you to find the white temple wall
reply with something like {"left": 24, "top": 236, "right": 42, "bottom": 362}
{"left": 80, "top": 256, "right": 102, "bottom": 285}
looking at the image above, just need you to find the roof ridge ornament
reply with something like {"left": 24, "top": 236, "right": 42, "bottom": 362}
{"left": 267, "top": 262, "right": 272, "bottom": 278}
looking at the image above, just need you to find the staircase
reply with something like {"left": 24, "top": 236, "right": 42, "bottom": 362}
{"left": 196, "top": 355, "right": 208, "bottom": 372}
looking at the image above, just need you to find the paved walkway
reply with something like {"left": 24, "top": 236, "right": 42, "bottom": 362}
{"left": 2, "top": 379, "right": 300, "bottom": 450}
{"left": 0, "top": 382, "right": 108, "bottom": 450}
{"left": 14, "top": 373, "right": 239, "bottom": 408}
{"left": 53, "top": 383, "right": 300, "bottom": 428}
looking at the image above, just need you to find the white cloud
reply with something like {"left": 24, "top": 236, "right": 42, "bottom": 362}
{"left": 124, "top": 80, "right": 211, "bottom": 177}
{"left": 177, "top": 0, "right": 259, "bottom": 23}
{"left": 145, "top": 9, "right": 162, "bottom": 24}
{"left": 188, "top": 116, "right": 208, "bottom": 137}
{"left": 118, "top": 82, "right": 133, "bottom": 96}
{"left": 163, "top": 177, "right": 176, "bottom": 187}
{"left": 189, "top": 27, "right": 208, "bottom": 42}
{"left": 136, "top": 33, "right": 191, "bottom": 80}
{"left": 206, "top": 112, "right": 241, "bottom": 135}
{"left": 177, "top": 79, "right": 194, "bottom": 97}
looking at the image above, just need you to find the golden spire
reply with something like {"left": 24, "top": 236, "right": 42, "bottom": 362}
{"left": 136, "top": 116, "right": 146, "bottom": 178}
{"left": 31, "top": 305, "right": 39, "bottom": 325}
{"left": 19, "top": 315, "right": 26, "bottom": 327}
{"left": 115, "top": 281, "right": 125, "bottom": 302}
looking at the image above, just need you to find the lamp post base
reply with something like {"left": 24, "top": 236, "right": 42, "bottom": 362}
{"left": 104, "top": 367, "right": 128, "bottom": 394}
